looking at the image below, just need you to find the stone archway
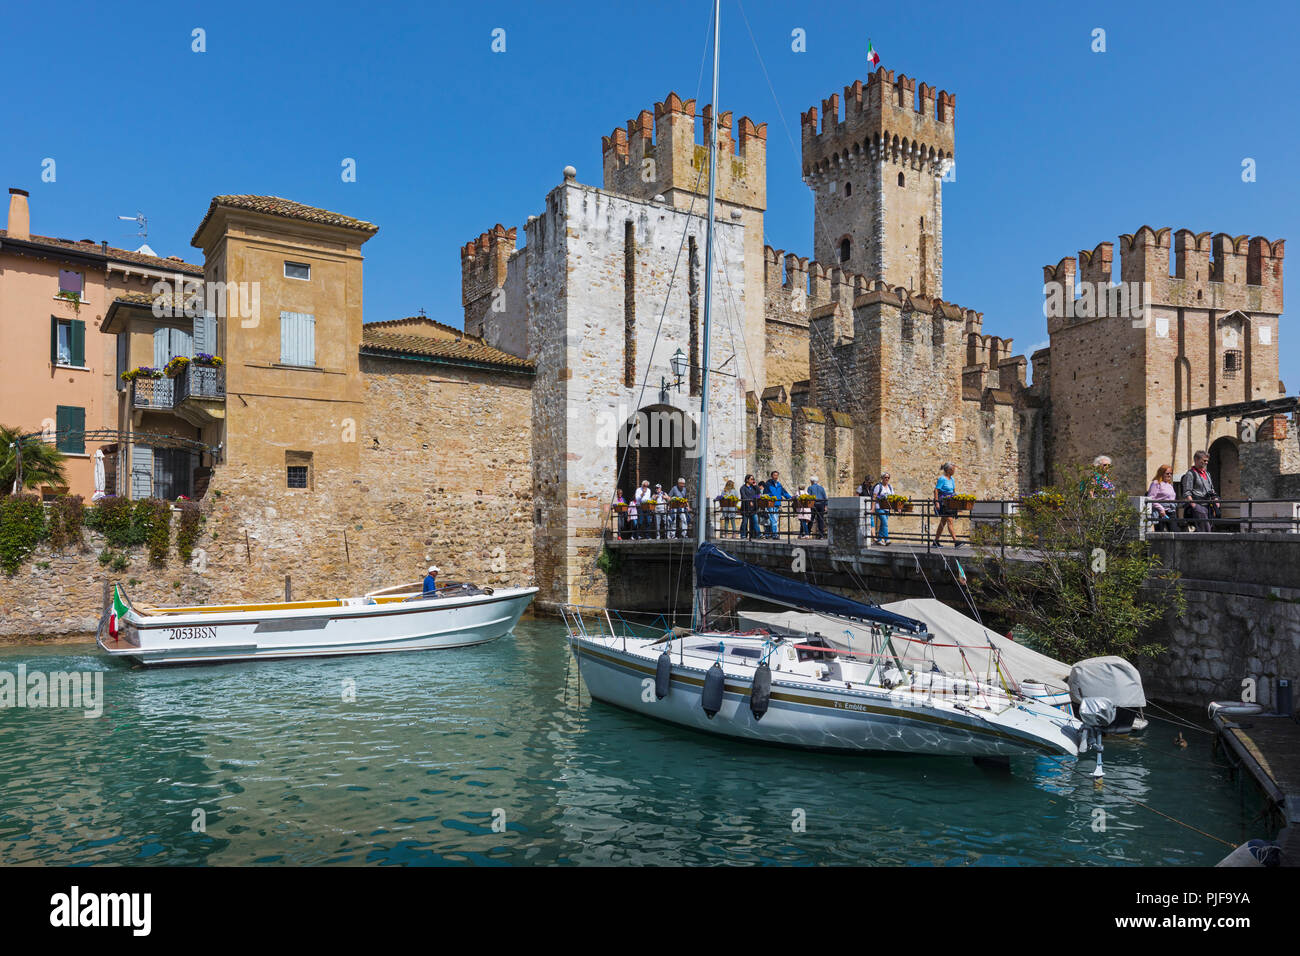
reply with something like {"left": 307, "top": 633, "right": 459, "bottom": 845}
{"left": 615, "top": 404, "right": 699, "bottom": 500}
{"left": 1209, "top": 436, "right": 1240, "bottom": 500}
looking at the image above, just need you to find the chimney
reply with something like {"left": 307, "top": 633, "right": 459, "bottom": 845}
{"left": 7, "top": 188, "right": 30, "bottom": 241}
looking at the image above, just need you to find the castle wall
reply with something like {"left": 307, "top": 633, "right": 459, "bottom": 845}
{"left": 763, "top": 248, "right": 811, "bottom": 392}
{"left": 527, "top": 178, "right": 750, "bottom": 609}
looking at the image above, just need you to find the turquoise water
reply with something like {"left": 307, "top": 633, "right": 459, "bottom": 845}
{"left": 0, "top": 621, "right": 1248, "bottom": 866}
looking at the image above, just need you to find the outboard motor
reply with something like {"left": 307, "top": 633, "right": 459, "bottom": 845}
{"left": 655, "top": 649, "right": 672, "bottom": 700}
{"left": 750, "top": 662, "right": 772, "bottom": 720}
{"left": 1077, "top": 697, "right": 1116, "bottom": 778}
{"left": 1068, "top": 656, "right": 1147, "bottom": 734}
{"left": 702, "top": 662, "right": 725, "bottom": 718}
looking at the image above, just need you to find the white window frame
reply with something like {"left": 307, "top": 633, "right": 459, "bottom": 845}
{"left": 284, "top": 261, "right": 311, "bottom": 281}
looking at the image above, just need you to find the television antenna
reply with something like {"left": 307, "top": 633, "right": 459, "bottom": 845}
{"left": 117, "top": 212, "right": 148, "bottom": 239}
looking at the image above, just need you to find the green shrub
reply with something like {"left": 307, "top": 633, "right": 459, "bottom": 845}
{"left": 0, "top": 494, "right": 48, "bottom": 574}
{"left": 139, "top": 499, "right": 171, "bottom": 566}
{"left": 47, "top": 495, "right": 85, "bottom": 550}
{"left": 176, "top": 500, "right": 202, "bottom": 565}
{"left": 86, "top": 496, "right": 146, "bottom": 548}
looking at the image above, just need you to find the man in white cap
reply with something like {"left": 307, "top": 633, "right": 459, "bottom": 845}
{"left": 423, "top": 565, "right": 441, "bottom": 595}
{"left": 807, "top": 475, "right": 828, "bottom": 538}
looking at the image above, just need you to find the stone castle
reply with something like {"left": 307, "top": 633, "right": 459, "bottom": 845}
{"left": 8, "top": 64, "right": 1290, "bottom": 625}
{"left": 457, "top": 66, "right": 1291, "bottom": 605}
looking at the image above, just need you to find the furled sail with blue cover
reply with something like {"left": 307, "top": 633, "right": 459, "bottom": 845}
{"left": 694, "top": 544, "right": 928, "bottom": 634}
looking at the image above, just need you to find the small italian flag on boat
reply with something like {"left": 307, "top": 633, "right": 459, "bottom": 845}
{"left": 108, "top": 585, "right": 129, "bottom": 639}
{"left": 867, "top": 40, "right": 880, "bottom": 67}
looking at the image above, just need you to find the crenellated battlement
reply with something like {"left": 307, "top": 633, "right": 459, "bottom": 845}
{"left": 601, "top": 92, "right": 767, "bottom": 212}
{"left": 1044, "top": 226, "right": 1285, "bottom": 329}
{"left": 764, "top": 243, "right": 987, "bottom": 337}
{"left": 801, "top": 67, "right": 955, "bottom": 182}
{"left": 461, "top": 223, "right": 517, "bottom": 333}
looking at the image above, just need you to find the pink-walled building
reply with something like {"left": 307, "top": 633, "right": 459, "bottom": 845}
{"left": 0, "top": 187, "right": 202, "bottom": 497}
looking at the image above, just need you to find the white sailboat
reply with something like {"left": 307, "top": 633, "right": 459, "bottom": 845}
{"left": 563, "top": 1, "right": 1114, "bottom": 763}
{"left": 97, "top": 580, "right": 537, "bottom": 667}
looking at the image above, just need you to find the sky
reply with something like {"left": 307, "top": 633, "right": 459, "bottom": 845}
{"left": 2, "top": 0, "right": 1296, "bottom": 385}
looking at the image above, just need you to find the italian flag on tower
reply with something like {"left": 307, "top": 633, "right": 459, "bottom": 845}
{"left": 108, "top": 585, "right": 129, "bottom": 639}
{"left": 867, "top": 39, "right": 880, "bottom": 66}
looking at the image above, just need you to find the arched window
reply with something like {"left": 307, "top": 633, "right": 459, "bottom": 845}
{"left": 897, "top": 172, "right": 905, "bottom": 187}
{"left": 844, "top": 181, "right": 853, "bottom": 197}
{"left": 839, "top": 238, "right": 851, "bottom": 262}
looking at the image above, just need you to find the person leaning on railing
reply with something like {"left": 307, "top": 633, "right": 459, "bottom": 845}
{"left": 1146, "top": 465, "right": 1177, "bottom": 532}
{"left": 1180, "top": 450, "right": 1221, "bottom": 532}
{"left": 740, "top": 473, "right": 762, "bottom": 539}
{"left": 871, "top": 472, "right": 894, "bottom": 546}
{"left": 763, "top": 471, "right": 792, "bottom": 539}
{"left": 624, "top": 490, "right": 639, "bottom": 539}
{"left": 668, "top": 478, "right": 691, "bottom": 538}
{"left": 807, "top": 476, "right": 828, "bottom": 538}
{"left": 1082, "top": 455, "right": 1117, "bottom": 498}
{"left": 635, "top": 480, "right": 653, "bottom": 539}
{"left": 717, "top": 478, "right": 739, "bottom": 538}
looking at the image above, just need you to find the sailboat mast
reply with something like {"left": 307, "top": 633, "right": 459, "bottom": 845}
{"left": 695, "top": 0, "right": 720, "bottom": 556}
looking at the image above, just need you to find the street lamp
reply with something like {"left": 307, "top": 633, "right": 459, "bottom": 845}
{"left": 670, "top": 347, "right": 688, "bottom": 383}
{"left": 660, "top": 348, "right": 689, "bottom": 402}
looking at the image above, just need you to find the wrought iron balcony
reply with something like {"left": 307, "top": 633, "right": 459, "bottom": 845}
{"left": 176, "top": 363, "right": 226, "bottom": 402}
{"left": 174, "top": 363, "right": 226, "bottom": 426}
{"left": 131, "top": 377, "right": 174, "bottom": 409}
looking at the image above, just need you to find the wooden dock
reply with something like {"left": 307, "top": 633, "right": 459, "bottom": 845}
{"left": 1213, "top": 712, "right": 1300, "bottom": 843}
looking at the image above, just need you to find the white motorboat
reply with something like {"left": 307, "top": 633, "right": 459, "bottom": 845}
{"left": 96, "top": 580, "right": 537, "bottom": 666}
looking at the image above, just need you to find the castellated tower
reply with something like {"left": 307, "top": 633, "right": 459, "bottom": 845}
{"left": 461, "top": 224, "right": 517, "bottom": 339}
{"left": 602, "top": 93, "right": 770, "bottom": 391}
{"left": 802, "top": 68, "right": 954, "bottom": 298}
{"left": 1043, "top": 225, "right": 1286, "bottom": 496}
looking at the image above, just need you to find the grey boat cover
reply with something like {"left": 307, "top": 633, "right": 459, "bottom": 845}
{"left": 1067, "top": 656, "right": 1147, "bottom": 708}
{"left": 739, "top": 598, "right": 1072, "bottom": 690}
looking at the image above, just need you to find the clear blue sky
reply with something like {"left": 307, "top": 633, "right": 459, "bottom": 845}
{"left": 3, "top": 0, "right": 1296, "bottom": 385}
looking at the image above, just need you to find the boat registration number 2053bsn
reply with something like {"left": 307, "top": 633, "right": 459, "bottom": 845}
{"left": 167, "top": 626, "right": 217, "bottom": 641}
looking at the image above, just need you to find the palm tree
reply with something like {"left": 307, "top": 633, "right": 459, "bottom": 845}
{"left": 0, "top": 425, "right": 68, "bottom": 493}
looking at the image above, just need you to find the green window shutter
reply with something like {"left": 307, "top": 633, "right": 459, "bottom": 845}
{"left": 55, "top": 406, "right": 85, "bottom": 454}
{"left": 71, "top": 319, "right": 85, "bottom": 367}
{"left": 50, "top": 316, "right": 58, "bottom": 364}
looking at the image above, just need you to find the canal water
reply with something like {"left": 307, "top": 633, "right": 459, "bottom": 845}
{"left": 0, "top": 620, "right": 1247, "bottom": 866}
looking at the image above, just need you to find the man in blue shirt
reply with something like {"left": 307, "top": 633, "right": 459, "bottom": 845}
{"left": 807, "top": 476, "right": 828, "bottom": 538}
{"left": 764, "top": 471, "right": 792, "bottom": 539}
{"left": 423, "top": 565, "right": 440, "bottom": 595}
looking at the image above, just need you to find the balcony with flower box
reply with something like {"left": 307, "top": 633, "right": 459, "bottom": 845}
{"left": 167, "top": 355, "right": 226, "bottom": 426}
{"left": 124, "top": 368, "right": 173, "bottom": 411}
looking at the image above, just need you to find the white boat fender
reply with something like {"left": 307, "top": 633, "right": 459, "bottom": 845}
{"left": 655, "top": 650, "right": 672, "bottom": 700}
{"left": 750, "top": 663, "right": 772, "bottom": 720}
{"left": 1208, "top": 700, "right": 1265, "bottom": 720}
{"left": 702, "top": 662, "right": 725, "bottom": 718}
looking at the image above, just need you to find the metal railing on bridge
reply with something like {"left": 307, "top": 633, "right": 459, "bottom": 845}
{"left": 604, "top": 495, "right": 1300, "bottom": 553}
{"left": 607, "top": 500, "right": 830, "bottom": 544}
